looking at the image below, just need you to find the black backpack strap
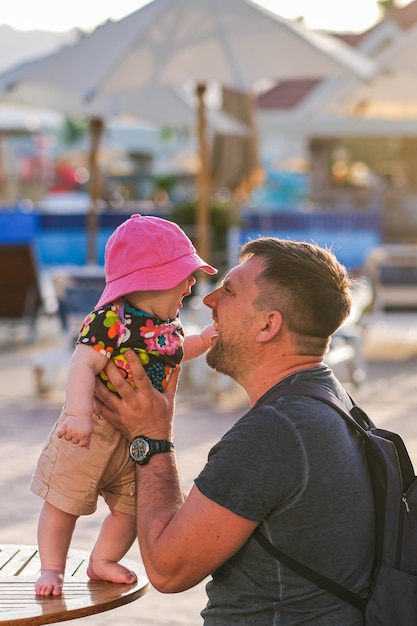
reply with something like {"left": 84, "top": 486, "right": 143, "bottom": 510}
{"left": 253, "top": 527, "right": 366, "bottom": 613}
{"left": 262, "top": 381, "right": 372, "bottom": 438}
{"left": 253, "top": 380, "right": 370, "bottom": 613}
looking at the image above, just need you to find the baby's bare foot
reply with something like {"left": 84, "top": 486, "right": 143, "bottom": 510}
{"left": 35, "top": 570, "right": 64, "bottom": 596}
{"left": 87, "top": 560, "right": 137, "bottom": 584}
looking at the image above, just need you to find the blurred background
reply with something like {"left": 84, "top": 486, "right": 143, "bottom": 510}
{"left": 3, "top": 3, "right": 417, "bottom": 625}
{"left": 4, "top": 0, "right": 417, "bottom": 395}
{"left": 1, "top": 0, "right": 417, "bottom": 276}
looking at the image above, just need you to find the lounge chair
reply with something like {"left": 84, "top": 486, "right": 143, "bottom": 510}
{"left": 0, "top": 243, "right": 43, "bottom": 342}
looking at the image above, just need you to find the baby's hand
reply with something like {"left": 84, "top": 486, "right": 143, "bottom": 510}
{"left": 200, "top": 324, "right": 218, "bottom": 349}
{"left": 57, "top": 415, "right": 93, "bottom": 448}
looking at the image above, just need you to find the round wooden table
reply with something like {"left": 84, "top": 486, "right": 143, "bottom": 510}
{"left": 0, "top": 544, "right": 149, "bottom": 625}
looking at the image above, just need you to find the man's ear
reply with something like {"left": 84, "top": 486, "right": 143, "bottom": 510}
{"left": 256, "top": 310, "right": 283, "bottom": 343}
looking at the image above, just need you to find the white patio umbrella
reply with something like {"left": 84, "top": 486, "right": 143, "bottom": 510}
{"left": 0, "top": 0, "right": 378, "bottom": 264}
{"left": 0, "top": 65, "right": 247, "bottom": 262}
{"left": 88, "top": 0, "right": 377, "bottom": 264}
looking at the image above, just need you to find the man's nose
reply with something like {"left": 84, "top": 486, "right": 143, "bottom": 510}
{"left": 203, "top": 289, "right": 218, "bottom": 309}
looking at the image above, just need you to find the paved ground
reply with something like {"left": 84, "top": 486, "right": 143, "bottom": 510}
{"left": 2, "top": 318, "right": 417, "bottom": 625}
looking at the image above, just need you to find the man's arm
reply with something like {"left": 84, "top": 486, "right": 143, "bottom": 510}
{"left": 94, "top": 351, "right": 257, "bottom": 592}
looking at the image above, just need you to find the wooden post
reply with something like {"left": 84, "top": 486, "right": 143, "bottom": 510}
{"left": 87, "top": 117, "right": 104, "bottom": 265}
{"left": 196, "top": 83, "right": 211, "bottom": 269}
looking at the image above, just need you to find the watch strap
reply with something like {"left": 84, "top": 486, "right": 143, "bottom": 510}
{"left": 150, "top": 438, "right": 175, "bottom": 454}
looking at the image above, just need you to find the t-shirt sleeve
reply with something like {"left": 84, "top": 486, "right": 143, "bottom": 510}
{"left": 194, "top": 405, "right": 308, "bottom": 522}
{"left": 75, "top": 306, "right": 126, "bottom": 357}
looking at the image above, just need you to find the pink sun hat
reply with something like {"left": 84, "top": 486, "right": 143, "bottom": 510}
{"left": 96, "top": 214, "right": 217, "bottom": 309}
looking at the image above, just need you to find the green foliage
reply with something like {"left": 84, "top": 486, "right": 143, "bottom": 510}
{"left": 377, "top": 0, "right": 399, "bottom": 13}
{"left": 60, "top": 117, "right": 88, "bottom": 145}
{"left": 151, "top": 174, "right": 179, "bottom": 195}
{"left": 170, "top": 199, "right": 234, "bottom": 237}
{"left": 159, "top": 127, "right": 176, "bottom": 141}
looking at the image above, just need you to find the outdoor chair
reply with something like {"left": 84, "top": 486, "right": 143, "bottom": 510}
{"left": 57, "top": 273, "right": 105, "bottom": 342}
{"left": 31, "top": 268, "right": 105, "bottom": 394}
{"left": 0, "top": 242, "right": 43, "bottom": 342}
{"left": 325, "top": 326, "right": 366, "bottom": 387}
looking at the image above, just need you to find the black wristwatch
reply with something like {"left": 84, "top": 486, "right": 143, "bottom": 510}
{"left": 129, "top": 435, "right": 174, "bottom": 465}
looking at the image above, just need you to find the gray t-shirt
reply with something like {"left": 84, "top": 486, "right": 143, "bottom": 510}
{"left": 195, "top": 365, "right": 375, "bottom": 625}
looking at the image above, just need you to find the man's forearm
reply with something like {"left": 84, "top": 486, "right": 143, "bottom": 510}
{"left": 135, "top": 452, "right": 187, "bottom": 591}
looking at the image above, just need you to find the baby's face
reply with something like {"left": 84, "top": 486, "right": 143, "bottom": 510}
{"left": 127, "top": 275, "right": 196, "bottom": 320}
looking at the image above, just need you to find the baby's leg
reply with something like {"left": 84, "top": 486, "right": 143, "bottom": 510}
{"left": 35, "top": 501, "right": 78, "bottom": 596}
{"left": 87, "top": 509, "right": 137, "bottom": 583}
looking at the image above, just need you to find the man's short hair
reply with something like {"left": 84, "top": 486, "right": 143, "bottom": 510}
{"left": 239, "top": 238, "right": 354, "bottom": 340}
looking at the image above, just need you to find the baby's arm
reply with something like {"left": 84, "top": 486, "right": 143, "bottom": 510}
{"left": 57, "top": 343, "right": 108, "bottom": 448}
{"left": 182, "top": 324, "right": 217, "bottom": 362}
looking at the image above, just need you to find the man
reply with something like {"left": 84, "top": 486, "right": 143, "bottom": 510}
{"left": 95, "top": 237, "right": 375, "bottom": 625}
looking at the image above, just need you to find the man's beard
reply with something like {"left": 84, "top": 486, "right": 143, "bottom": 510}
{"left": 205, "top": 336, "right": 241, "bottom": 380}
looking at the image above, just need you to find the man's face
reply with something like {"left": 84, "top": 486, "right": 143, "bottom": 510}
{"left": 203, "top": 255, "right": 265, "bottom": 381}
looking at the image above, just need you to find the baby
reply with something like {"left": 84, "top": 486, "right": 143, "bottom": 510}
{"left": 31, "top": 214, "right": 217, "bottom": 596}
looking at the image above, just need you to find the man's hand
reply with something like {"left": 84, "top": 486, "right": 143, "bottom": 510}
{"left": 94, "top": 349, "right": 180, "bottom": 441}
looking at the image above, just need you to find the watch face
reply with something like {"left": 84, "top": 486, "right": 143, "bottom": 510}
{"left": 130, "top": 436, "right": 174, "bottom": 465}
{"left": 130, "top": 437, "right": 150, "bottom": 463}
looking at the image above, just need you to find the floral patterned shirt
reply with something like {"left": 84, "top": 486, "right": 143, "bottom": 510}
{"left": 76, "top": 298, "right": 184, "bottom": 392}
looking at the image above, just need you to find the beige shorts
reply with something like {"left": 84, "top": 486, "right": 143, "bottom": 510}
{"left": 30, "top": 407, "right": 136, "bottom": 516}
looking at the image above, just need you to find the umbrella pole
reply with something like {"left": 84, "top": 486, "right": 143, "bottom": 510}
{"left": 196, "top": 83, "right": 210, "bottom": 269}
{"left": 87, "top": 117, "right": 104, "bottom": 265}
